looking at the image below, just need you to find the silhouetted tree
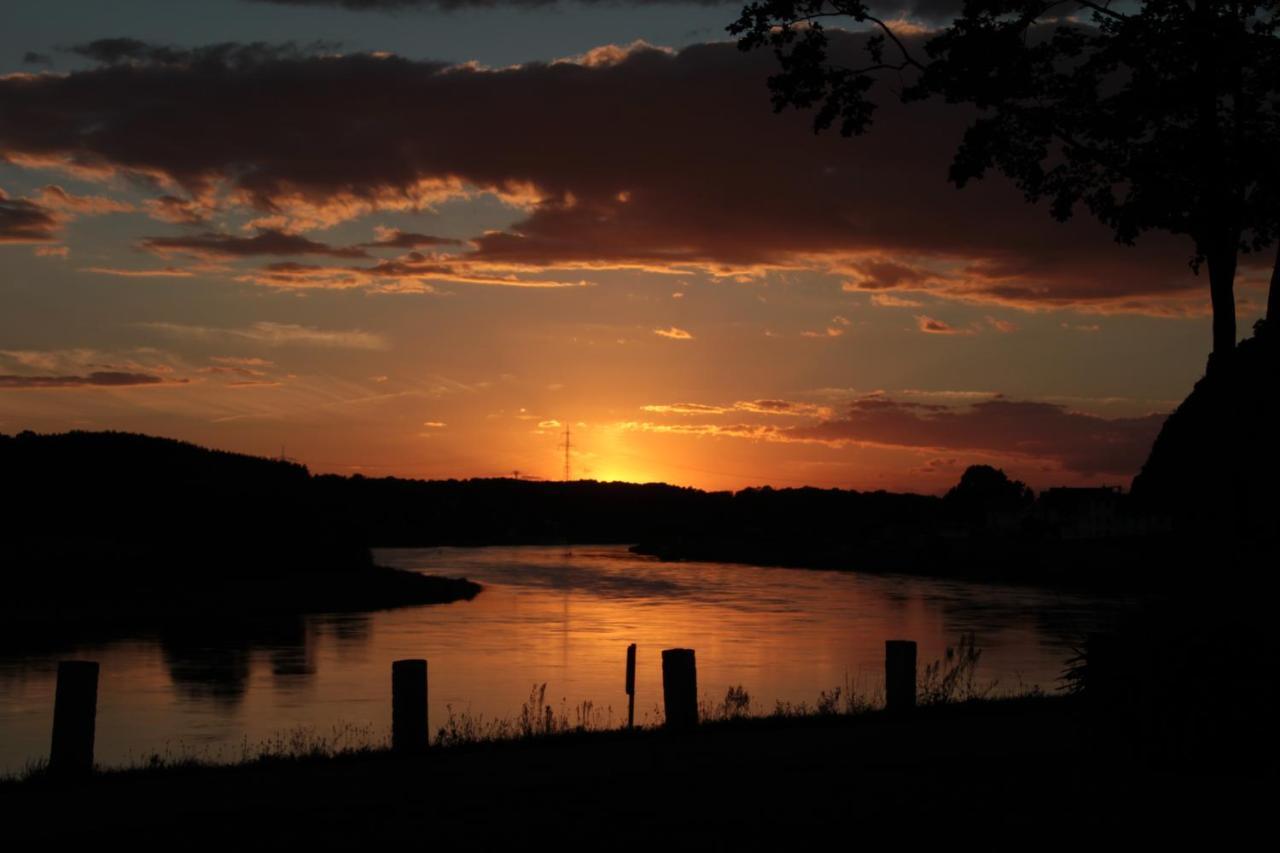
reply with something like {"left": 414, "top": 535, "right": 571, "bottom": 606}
{"left": 944, "top": 464, "right": 1034, "bottom": 522}
{"left": 731, "top": 1, "right": 1280, "bottom": 363}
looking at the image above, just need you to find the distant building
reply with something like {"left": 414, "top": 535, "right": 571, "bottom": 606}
{"left": 1038, "top": 486, "right": 1170, "bottom": 539}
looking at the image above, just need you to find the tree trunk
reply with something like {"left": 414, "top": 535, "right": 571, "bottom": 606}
{"left": 1207, "top": 247, "right": 1238, "bottom": 364}
{"left": 1268, "top": 241, "right": 1280, "bottom": 326}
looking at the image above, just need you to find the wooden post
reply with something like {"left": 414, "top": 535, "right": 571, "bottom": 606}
{"left": 625, "top": 643, "right": 637, "bottom": 729}
{"left": 392, "top": 659, "right": 428, "bottom": 753}
{"left": 885, "top": 640, "right": 917, "bottom": 712}
{"left": 661, "top": 648, "right": 698, "bottom": 730}
{"left": 49, "top": 660, "right": 98, "bottom": 777}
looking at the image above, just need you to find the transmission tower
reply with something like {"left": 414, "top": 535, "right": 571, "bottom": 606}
{"left": 563, "top": 425, "right": 572, "bottom": 482}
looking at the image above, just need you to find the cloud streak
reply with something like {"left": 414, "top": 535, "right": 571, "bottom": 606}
{"left": 629, "top": 392, "right": 1166, "bottom": 476}
{"left": 0, "top": 188, "right": 60, "bottom": 243}
{"left": 0, "top": 371, "right": 181, "bottom": 389}
{"left": 1, "top": 184, "right": 133, "bottom": 244}
{"left": 140, "top": 228, "right": 370, "bottom": 259}
{"left": 143, "top": 321, "right": 389, "bottom": 349}
{"left": 787, "top": 396, "right": 1166, "bottom": 475}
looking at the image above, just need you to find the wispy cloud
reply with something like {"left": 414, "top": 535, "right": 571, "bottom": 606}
{"left": 80, "top": 266, "right": 196, "bottom": 278}
{"left": 869, "top": 292, "right": 925, "bottom": 308}
{"left": 915, "top": 315, "right": 969, "bottom": 335}
{"left": 642, "top": 399, "right": 832, "bottom": 418}
{"left": 142, "top": 321, "right": 389, "bottom": 350}
{"left": 0, "top": 371, "right": 184, "bottom": 390}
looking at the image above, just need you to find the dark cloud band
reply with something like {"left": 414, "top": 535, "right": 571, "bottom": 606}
{"left": 0, "top": 371, "right": 179, "bottom": 389}
{"left": 140, "top": 229, "right": 370, "bottom": 259}
{"left": 0, "top": 190, "right": 60, "bottom": 243}
{"left": 786, "top": 396, "right": 1166, "bottom": 476}
{"left": 0, "top": 34, "right": 1211, "bottom": 311}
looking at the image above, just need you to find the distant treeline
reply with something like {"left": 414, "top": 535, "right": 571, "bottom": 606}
{"left": 311, "top": 471, "right": 942, "bottom": 548}
{"left": 1, "top": 431, "right": 1192, "bottom": 594}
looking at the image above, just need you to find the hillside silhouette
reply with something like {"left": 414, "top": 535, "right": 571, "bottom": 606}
{"left": 1, "top": 431, "right": 478, "bottom": 647}
{"left": 1132, "top": 323, "right": 1280, "bottom": 543}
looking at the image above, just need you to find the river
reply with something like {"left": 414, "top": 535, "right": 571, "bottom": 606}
{"left": 0, "top": 545, "right": 1126, "bottom": 775}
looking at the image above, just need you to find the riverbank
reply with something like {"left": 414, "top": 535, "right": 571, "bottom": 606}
{"left": 2, "top": 695, "right": 1265, "bottom": 843}
{"left": 629, "top": 535, "right": 1177, "bottom": 591}
{"left": 0, "top": 566, "right": 481, "bottom": 651}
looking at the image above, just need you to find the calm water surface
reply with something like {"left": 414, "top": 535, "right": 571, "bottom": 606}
{"left": 0, "top": 545, "right": 1126, "bottom": 774}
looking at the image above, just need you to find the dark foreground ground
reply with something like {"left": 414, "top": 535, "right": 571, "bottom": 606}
{"left": 3, "top": 696, "right": 1269, "bottom": 845}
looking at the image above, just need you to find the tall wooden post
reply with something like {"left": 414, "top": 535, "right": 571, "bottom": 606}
{"left": 885, "top": 640, "right": 917, "bottom": 712}
{"left": 49, "top": 660, "right": 99, "bottom": 777}
{"left": 625, "top": 643, "right": 637, "bottom": 729}
{"left": 661, "top": 648, "right": 698, "bottom": 730}
{"left": 392, "top": 659, "right": 428, "bottom": 753}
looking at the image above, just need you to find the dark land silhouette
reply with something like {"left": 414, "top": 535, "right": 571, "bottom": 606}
{"left": 3, "top": 695, "right": 1268, "bottom": 843}
{"left": 1133, "top": 323, "right": 1280, "bottom": 539}
{"left": 0, "top": 419, "right": 1192, "bottom": 647}
{"left": 0, "top": 430, "right": 479, "bottom": 649}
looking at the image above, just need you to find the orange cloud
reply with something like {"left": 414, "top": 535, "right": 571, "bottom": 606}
{"left": 143, "top": 321, "right": 388, "bottom": 350}
{"left": 868, "top": 292, "right": 926, "bottom": 308}
{"left": 33, "top": 184, "right": 134, "bottom": 215}
{"left": 642, "top": 399, "right": 832, "bottom": 418}
{"left": 81, "top": 266, "right": 196, "bottom": 278}
{"left": 985, "top": 316, "right": 1017, "bottom": 333}
{"left": 915, "top": 315, "right": 967, "bottom": 335}
{"left": 235, "top": 256, "right": 592, "bottom": 292}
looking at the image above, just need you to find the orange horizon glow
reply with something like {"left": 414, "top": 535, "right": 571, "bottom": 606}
{"left": 0, "top": 33, "right": 1235, "bottom": 495}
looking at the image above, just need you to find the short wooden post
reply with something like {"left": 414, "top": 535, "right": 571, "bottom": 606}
{"left": 392, "top": 659, "right": 428, "bottom": 753}
{"left": 625, "top": 643, "right": 637, "bottom": 729}
{"left": 49, "top": 660, "right": 99, "bottom": 777}
{"left": 661, "top": 648, "right": 698, "bottom": 730}
{"left": 885, "top": 640, "right": 917, "bottom": 712}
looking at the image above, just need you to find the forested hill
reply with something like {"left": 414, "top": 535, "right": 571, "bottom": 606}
{"left": 308, "top": 472, "right": 942, "bottom": 547}
{"left": 2, "top": 429, "right": 943, "bottom": 557}
{"left": 2, "top": 430, "right": 359, "bottom": 583}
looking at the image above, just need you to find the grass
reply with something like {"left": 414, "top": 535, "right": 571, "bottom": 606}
{"left": 13, "top": 721, "right": 387, "bottom": 781}
{"left": 8, "top": 636, "right": 1032, "bottom": 782}
{"left": 918, "top": 632, "right": 1000, "bottom": 705}
{"left": 436, "top": 683, "right": 618, "bottom": 747}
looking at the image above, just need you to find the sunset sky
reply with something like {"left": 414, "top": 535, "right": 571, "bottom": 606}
{"left": 1, "top": 0, "right": 1269, "bottom": 492}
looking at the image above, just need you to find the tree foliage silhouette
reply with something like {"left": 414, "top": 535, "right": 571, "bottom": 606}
{"left": 730, "top": 1, "right": 1280, "bottom": 362}
{"left": 946, "top": 463, "right": 1034, "bottom": 504}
